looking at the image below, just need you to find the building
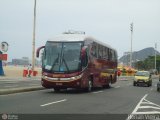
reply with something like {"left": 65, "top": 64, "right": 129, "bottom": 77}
{"left": 12, "top": 57, "right": 29, "bottom": 66}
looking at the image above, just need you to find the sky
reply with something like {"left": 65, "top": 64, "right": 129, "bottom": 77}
{"left": 0, "top": 0, "right": 160, "bottom": 62}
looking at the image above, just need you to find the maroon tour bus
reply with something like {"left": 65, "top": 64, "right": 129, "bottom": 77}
{"left": 36, "top": 32, "right": 118, "bottom": 92}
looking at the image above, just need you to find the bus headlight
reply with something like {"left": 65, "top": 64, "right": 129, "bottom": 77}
{"left": 71, "top": 77, "right": 76, "bottom": 80}
{"left": 42, "top": 73, "right": 83, "bottom": 81}
{"left": 42, "top": 75, "right": 47, "bottom": 79}
{"left": 71, "top": 74, "right": 83, "bottom": 80}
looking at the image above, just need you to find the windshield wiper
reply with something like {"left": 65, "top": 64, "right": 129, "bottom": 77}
{"left": 61, "top": 54, "right": 69, "bottom": 72}
{"left": 51, "top": 54, "right": 59, "bottom": 70}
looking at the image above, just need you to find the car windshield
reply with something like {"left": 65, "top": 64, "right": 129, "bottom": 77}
{"left": 42, "top": 41, "right": 83, "bottom": 73}
{"left": 135, "top": 71, "right": 150, "bottom": 77}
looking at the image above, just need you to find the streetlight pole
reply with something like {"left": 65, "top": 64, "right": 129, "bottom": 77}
{"left": 130, "top": 22, "right": 133, "bottom": 68}
{"left": 32, "top": 0, "right": 36, "bottom": 71}
{"left": 155, "top": 43, "right": 157, "bottom": 70}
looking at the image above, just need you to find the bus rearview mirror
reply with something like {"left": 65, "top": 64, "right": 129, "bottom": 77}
{"left": 36, "top": 46, "right": 45, "bottom": 58}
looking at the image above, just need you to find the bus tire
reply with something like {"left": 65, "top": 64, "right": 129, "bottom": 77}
{"left": 103, "top": 84, "right": 108, "bottom": 88}
{"left": 86, "top": 80, "right": 93, "bottom": 92}
{"left": 54, "top": 88, "right": 60, "bottom": 92}
{"left": 107, "top": 76, "right": 112, "bottom": 88}
{"left": 157, "top": 87, "right": 160, "bottom": 92}
{"left": 103, "top": 81, "right": 111, "bottom": 88}
{"left": 107, "top": 83, "right": 111, "bottom": 88}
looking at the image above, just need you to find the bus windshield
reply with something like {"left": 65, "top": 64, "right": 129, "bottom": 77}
{"left": 43, "top": 41, "right": 83, "bottom": 73}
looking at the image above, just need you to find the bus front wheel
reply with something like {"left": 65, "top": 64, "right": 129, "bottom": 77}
{"left": 54, "top": 88, "right": 60, "bottom": 92}
{"left": 85, "top": 80, "right": 93, "bottom": 92}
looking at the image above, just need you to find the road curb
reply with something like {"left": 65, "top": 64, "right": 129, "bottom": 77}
{"left": 0, "top": 86, "right": 44, "bottom": 95}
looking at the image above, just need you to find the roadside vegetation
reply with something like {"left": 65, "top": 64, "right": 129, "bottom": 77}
{"left": 134, "top": 55, "right": 160, "bottom": 72}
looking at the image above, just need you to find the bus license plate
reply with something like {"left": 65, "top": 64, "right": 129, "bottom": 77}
{"left": 56, "top": 83, "right": 63, "bottom": 85}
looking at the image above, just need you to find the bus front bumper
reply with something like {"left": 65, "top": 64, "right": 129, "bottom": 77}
{"left": 41, "top": 78, "right": 82, "bottom": 89}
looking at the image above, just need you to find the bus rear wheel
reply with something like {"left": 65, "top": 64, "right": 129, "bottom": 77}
{"left": 103, "top": 84, "right": 111, "bottom": 88}
{"left": 107, "top": 82, "right": 111, "bottom": 88}
{"left": 157, "top": 87, "right": 160, "bottom": 92}
{"left": 103, "top": 79, "right": 111, "bottom": 88}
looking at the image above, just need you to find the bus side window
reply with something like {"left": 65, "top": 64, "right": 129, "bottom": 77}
{"left": 98, "top": 45, "right": 103, "bottom": 59}
{"left": 113, "top": 51, "right": 116, "bottom": 61}
{"left": 105, "top": 48, "right": 109, "bottom": 60}
{"left": 115, "top": 51, "right": 117, "bottom": 61}
{"left": 82, "top": 49, "right": 88, "bottom": 68}
{"left": 103, "top": 47, "right": 108, "bottom": 59}
{"left": 108, "top": 49, "right": 110, "bottom": 60}
{"left": 91, "top": 44, "right": 97, "bottom": 57}
{"left": 102, "top": 46, "right": 105, "bottom": 59}
{"left": 108, "top": 49, "right": 113, "bottom": 61}
{"left": 111, "top": 50, "right": 114, "bottom": 61}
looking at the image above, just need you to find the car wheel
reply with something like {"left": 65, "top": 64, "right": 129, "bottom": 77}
{"left": 133, "top": 82, "right": 136, "bottom": 86}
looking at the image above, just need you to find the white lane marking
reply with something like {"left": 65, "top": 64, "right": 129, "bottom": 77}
{"left": 139, "top": 106, "right": 160, "bottom": 109}
{"left": 132, "top": 94, "right": 148, "bottom": 113}
{"left": 126, "top": 94, "right": 160, "bottom": 120}
{"left": 92, "top": 91, "right": 103, "bottom": 94}
{"left": 129, "top": 111, "right": 160, "bottom": 114}
{"left": 126, "top": 94, "right": 148, "bottom": 120}
{"left": 40, "top": 99, "right": 67, "bottom": 107}
{"left": 115, "top": 86, "right": 120, "bottom": 88}
{"left": 141, "top": 98, "right": 160, "bottom": 108}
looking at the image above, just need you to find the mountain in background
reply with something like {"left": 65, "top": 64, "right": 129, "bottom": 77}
{"left": 119, "top": 47, "right": 160, "bottom": 65}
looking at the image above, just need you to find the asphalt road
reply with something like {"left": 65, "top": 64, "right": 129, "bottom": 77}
{"left": 0, "top": 77, "right": 43, "bottom": 95}
{"left": 0, "top": 77, "right": 41, "bottom": 90}
{"left": 0, "top": 77, "right": 160, "bottom": 120}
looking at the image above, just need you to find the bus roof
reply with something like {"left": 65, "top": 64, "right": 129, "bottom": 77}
{"left": 48, "top": 33, "right": 116, "bottom": 51}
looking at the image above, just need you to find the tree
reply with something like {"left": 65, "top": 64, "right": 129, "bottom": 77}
{"left": 134, "top": 55, "right": 160, "bottom": 72}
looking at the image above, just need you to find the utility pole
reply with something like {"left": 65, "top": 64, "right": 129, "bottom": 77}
{"left": 32, "top": 0, "right": 36, "bottom": 71}
{"left": 130, "top": 22, "right": 133, "bottom": 68}
{"left": 155, "top": 43, "right": 157, "bottom": 70}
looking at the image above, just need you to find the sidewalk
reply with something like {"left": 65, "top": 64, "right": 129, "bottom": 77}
{"left": 0, "top": 76, "right": 44, "bottom": 95}
{"left": 0, "top": 75, "right": 41, "bottom": 80}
